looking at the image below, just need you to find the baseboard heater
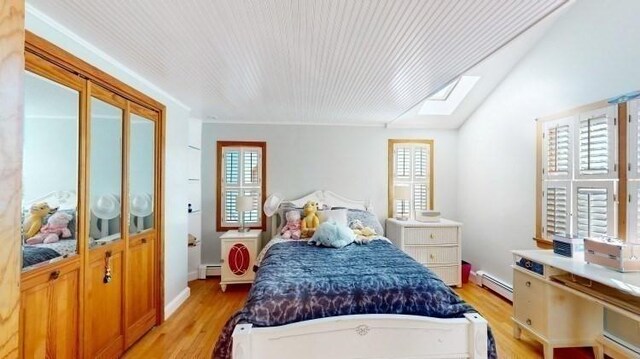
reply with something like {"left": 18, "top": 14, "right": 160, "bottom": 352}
{"left": 199, "top": 264, "right": 221, "bottom": 279}
{"left": 474, "top": 270, "right": 513, "bottom": 302}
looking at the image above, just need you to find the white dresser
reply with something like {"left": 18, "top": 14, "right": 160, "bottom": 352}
{"left": 386, "top": 218, "right": 462, "bottom": 287}
{"left": 220, "top": 230, "right": 261, "bottom": 292}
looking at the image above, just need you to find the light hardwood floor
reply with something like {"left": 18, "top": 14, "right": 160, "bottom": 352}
{"left": 124, "top": 278, "right": 596, "bottom": 359}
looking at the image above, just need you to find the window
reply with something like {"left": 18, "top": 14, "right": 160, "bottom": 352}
{"left": 388, "top": 139, "right": 434, "bottom": 219}
{"left": 537, "top": 104, "right": 618, "bottom": 242}
{"left": 216, "top": 141, "right": 266, "bottom": 231}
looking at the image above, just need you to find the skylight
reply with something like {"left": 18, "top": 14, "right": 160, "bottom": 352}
{"left": 427, "top": 78, "right": 459, "bottom": 101}
{"left": 419, "top": 76, "right": 480, "bottom": 116}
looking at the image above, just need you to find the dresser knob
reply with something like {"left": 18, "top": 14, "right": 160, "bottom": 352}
{"left": 430, "top": 254, "right": 435, "bottom": 260}
{"left": 429, "top": 233, "right": 435, "bottom": 239}
{"left": 526, "top": 319, "right": 532, "bottom": 325}
{"left": 50, "top": 270, "right": 60, "bottom": 281}
{"left": 525, "top": 281, "right": 531, "bottom": 287}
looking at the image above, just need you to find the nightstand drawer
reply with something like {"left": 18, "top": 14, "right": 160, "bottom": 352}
{"left": 405, "top": 227, "right": 458, "bottom": 245}
{"left": 513, "top": 270, "right": 547, "bottom": 335}
{"left": 428, "top": 265, "right": 460, "bottom": 285}
{"left": 405, "top": 246, "right": 458, "bottom": 265}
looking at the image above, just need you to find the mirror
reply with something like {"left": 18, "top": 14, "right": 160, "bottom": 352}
{"left": 129, "top": 114, "right": 155, "bottom": 234}
{"left": 89, "top": 97, "right": 123, "bottom": 247}
{"left": 22, "top": 71, "right": 80, "bottom": 270}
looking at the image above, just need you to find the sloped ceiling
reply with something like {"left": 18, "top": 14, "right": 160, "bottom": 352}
{"left": 27, "top": 0, "right": 567, "bottom": 127}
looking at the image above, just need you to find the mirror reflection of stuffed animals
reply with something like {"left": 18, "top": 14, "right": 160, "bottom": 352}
{"left": 25, "top": 211, "right": 73, "bottom": 244}
{"left": 23, "top": 202, "right": 58, "bottom": 240}
{"left": 301, "top": 201, "right": 320, "bottom": 238}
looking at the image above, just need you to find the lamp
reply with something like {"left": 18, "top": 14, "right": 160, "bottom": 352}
{"left": 394, "top": 185, "right": 411, "bottom": 221}
{"left": 236, "top": 195, "right": 254, "bottom": 232}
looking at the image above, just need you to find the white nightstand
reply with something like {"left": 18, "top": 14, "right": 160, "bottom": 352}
{"left": 386, "top": 218, "right": 462, "bottom": 287}
{"left": 220, "top": 229, "right": 261, "bottom": 292}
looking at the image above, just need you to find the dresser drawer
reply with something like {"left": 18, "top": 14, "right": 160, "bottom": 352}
{"left": 427, "top": 265, "right": 460, "bottom": 286}
{"left": 405, "top": 246, "right": 458, "bottom": 265}
{"left": 404, "top": 227, "right": 458, "bottom": 245}
{"left": 513, "top": 270, "right": 547, "bottom": 335}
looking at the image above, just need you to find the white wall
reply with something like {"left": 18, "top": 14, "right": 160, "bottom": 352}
{"left": 27, "top": 11, "right": 190, "bottom": 312}
{"left": 201, "top": 124, "right": 459, "bottom": 265}
{"left": 457, "top": 0, "right": 640, "bottom": 285}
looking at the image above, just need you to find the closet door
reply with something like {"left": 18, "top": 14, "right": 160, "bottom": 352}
{"left": 85, "top": 84, "right": 126, "bottom": 358}
{"left": 125, "top": 104, "right": 159, "bottom": 347}
{"left": 20, "top": 52, "right": 83, "bottom": 359}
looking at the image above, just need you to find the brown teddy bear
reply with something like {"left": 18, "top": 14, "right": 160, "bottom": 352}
{"left": 23, "top": 202, "right": 57, "bottom": 240}
{"left": 301, "top": 201, "right": 320, "bottom": 238}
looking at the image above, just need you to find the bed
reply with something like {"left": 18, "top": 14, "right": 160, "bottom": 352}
{"left": 214, "top": 191, "right": 495, "bottom": 359}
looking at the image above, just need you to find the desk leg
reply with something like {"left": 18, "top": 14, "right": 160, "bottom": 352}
{"left": 512, "top": 324, "right": 522, "bottom": 340}
{"left": 593, "top": 344, "right": 603, "bottom": 359}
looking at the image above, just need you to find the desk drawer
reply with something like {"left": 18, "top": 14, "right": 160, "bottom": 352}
{"left": 513, "top": 270, "right": 547, "bottom": 335}
{"left": 405, "top": 246, "right": 458, "bottom": 265}
{"left": 405, "top": 227, "right": 457, "bottom": 245}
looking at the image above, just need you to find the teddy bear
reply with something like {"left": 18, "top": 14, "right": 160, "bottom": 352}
{"left": 350, "top": 219, "right": 378, "bottom": 244}
{"left": 280, "top": 210, "right": 302, "bottom": 239}
{"left": 23, "top": 202, "right": 58, "bottom": 240}
{"left": 26, "top": 211, "right": 73, "bottom": 244}
{"left": 301, "top": 201, "right": 320, "bottom": 238}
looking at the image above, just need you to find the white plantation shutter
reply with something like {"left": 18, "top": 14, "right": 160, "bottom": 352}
{"left": 543, "top": 117, "right": 574, "bottom": 179}
{"left": 628, "top": 100, "right": 640, "bottom": 179}
{"left": 627, "top": 181, "right": 640, "bottom": 243}
{"left": 221, "top": 146, "right": 263, "bottom": 227}
{"left": 392, "top": 141, "right": 432, "bottom": 218}
{"left": 573, "top": 181, "right": 616, "bottom": 239}
{"left": 542, "top": 181, "right": 571, "bottom": 239}
{"left": 576, "top": 106, "right": 617, "bottom": 179}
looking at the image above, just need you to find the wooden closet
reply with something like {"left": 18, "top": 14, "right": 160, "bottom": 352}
{"left": 19, "top": 33, "right": 165, "bottom": 358}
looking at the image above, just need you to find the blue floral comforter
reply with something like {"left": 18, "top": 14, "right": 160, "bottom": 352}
{"left": 213, "top": 239, "right": 497, "bottom": 358}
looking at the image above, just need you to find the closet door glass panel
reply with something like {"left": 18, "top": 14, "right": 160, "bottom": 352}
{"left": 22, "top": 71, "right": 80, "bottom": 270}
{"left": 129, "top": 113, "right": 155, "bottom": 234}
{"left": 89, "top": 97, "right": 123, "bottom": 248}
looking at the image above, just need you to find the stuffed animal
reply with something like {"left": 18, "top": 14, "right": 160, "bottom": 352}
{"left": 301, "top": 201, "right": 320, "bottom": 238}
{"left": 23, "top": 202, "right": 57, "bottom": 240}
{"left": 350, "top": 219, "right": 378, "bottom": 244}
{"left": 308, "top": 221, "right": 356, "bottom": 248}
{"left": 281, "top": 210, "right": 302, "bottom": 240}
{"left": 26, "top": 211, "right": 73, "bottom": 244}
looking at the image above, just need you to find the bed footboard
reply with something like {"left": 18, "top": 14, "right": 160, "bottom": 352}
{"left": 232, "top": 313, "right": 488, "bottom": 359}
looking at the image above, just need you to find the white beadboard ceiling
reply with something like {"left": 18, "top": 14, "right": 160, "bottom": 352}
{"left": 27, "top": 0, "right": 567, "bottom": 126}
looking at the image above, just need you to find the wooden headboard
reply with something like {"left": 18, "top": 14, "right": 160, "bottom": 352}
{"left": 269, "top": 190, "right": 373, "bottom": 237}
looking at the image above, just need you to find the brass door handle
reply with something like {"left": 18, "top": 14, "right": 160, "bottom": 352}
{"left": 142, "top": 238, "right": 147, "bottom": 244}
{"left": 50, "top": 270, "right": 61, "bottom": 281}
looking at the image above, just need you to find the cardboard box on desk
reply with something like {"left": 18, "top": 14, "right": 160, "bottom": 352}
{"left": 584, "top": 237, "right": 640, "bottom": 272}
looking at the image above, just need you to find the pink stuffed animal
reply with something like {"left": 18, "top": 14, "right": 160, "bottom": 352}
{"left": 281, "top": 210, "right": 302, "bottom": 240}
{"left": 26, "top": 211, "right": 73, "bottom": 244}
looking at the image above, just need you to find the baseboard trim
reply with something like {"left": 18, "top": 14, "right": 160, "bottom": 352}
{"left": 164, "top": 286, "right": 190, "bottom": 320}
{"left": 199, "top": 264, "right": 221, "bottom": 278}
{"left": 469, "top": 270, "right": 481, "bottom": 286}
{"left": 188, "top": 270, "right": 199, "bottom": 282}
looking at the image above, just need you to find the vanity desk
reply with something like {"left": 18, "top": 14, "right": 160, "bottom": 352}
{"left": 512, "top": 249, "right": 640, "bottom": 359}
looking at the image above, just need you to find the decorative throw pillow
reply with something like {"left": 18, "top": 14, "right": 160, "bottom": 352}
{"left": 317, "top": 208, "right": 348, "bottom": 226}
{"left": 308, "top": 221, "right": 355, "bottom": 248}
{"left": 347, "top": 209, "right": 384, "bottom": 236}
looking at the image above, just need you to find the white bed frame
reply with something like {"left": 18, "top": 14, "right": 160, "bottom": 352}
{"left": 234, "top": 190, "right": 489, "bottom": 359}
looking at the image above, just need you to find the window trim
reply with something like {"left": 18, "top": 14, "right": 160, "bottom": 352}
{"left": 216, "top": 141, "right": 267, "bottom": 232}
{"left": 387, "top": 139, "right": 434, "bottom": 218}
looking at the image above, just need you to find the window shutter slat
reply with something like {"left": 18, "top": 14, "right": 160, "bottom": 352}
{"left": 578, "top": 114, "right": 611, "bottom": 176}
{"left": 395, "top": 147, "right": 411, "bottom": 178}
{"left": 547, "top": 124, "right": 571, "bottom": 176}
{"left": 545, "top": 186, "right": 569, "bottom": 237}
{"left": 576, "top": 187, "right": 608, "bottom": 238}
{"left": 224, "top": 150, "right": 240, "bottom": 185}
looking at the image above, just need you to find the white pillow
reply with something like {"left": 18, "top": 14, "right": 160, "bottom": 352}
{"left": 318, "top": 209, "right": 348, "bottom": 226}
